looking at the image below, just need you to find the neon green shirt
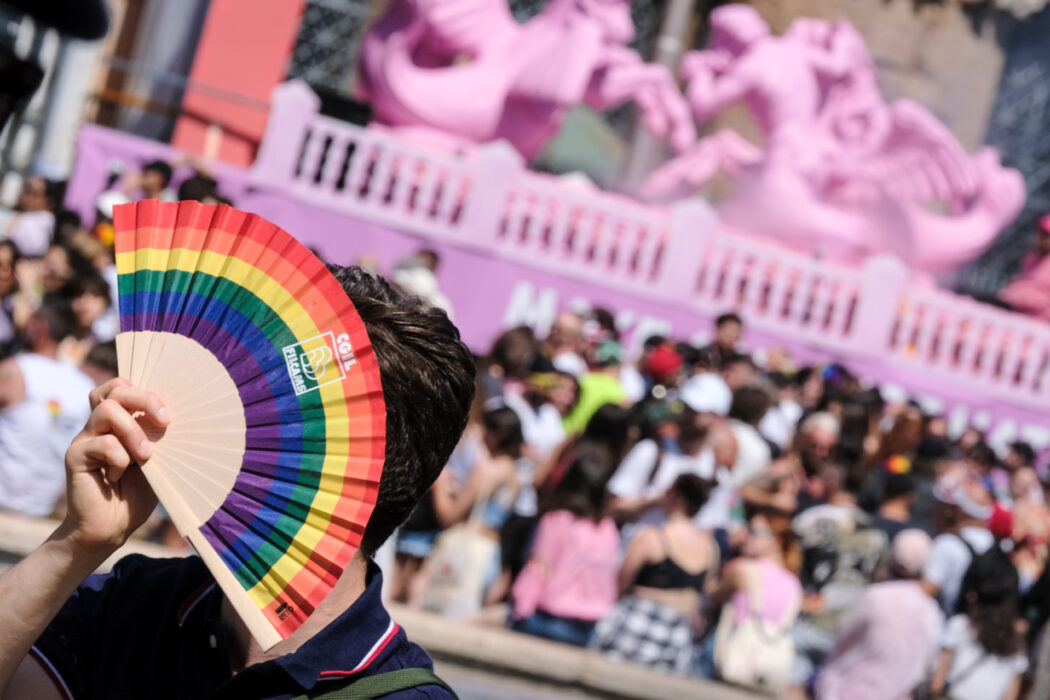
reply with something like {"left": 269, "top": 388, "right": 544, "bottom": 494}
{"left": 562, "top": 371, "right": 625, "bottom": 435}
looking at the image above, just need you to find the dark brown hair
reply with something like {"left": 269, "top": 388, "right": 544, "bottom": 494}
{"left": 964, "top": 547, "right": 1022, "bottom": 657}
{"left": 545, "top": 443, "right": 613, "bottom": 522}
{"left": 669, "top": 473, "right": 713, "bottom": 518}
{"left": 728, "top": 385, "right": 771, "bottom": 426}
{"left": 329, "top": 265, "right": 476, "bottom": 556}
{"left": 482, "top": 405, "right": 525, "bottom": 460}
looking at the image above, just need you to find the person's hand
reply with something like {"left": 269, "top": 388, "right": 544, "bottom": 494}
{"left": 62, "top": 378, "right": 170, "bottom": 553}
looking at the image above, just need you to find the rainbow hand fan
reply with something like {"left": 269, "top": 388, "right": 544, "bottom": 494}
{"left": 113, "top": 200, "right": 385, "bottom": 649}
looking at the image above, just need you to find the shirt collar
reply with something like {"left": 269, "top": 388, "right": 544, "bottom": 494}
{"left": 275, "top": 560, "right": 400, "bottom": 690}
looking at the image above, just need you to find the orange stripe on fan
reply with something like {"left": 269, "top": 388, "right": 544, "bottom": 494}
{"left": 114, "top": 200, "right": 389, "bottom": 642}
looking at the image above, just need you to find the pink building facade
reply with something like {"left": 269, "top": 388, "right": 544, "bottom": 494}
{"left": 67, "top": 82, "right": 1050, "bottom": 455}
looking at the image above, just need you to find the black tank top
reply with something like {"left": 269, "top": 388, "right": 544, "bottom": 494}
{"left": 634, "top": 529, "right": 709, "bottom": 592}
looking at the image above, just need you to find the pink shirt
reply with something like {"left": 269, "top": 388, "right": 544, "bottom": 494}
{"left": 729, "top": 558, "right": 802, "bottom": 626}
{"left": 511, "top": 510, "right": 620, "bottom": 621}
{"left": 816, "top": 580, "right": 944, "bottom": 700}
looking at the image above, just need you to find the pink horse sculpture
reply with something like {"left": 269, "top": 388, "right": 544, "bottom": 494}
{"left": 356, "top": 0, "right": 695, "bottom": 160}
{"left": 643, "top": 5, "right": 1025, "bottom": 277}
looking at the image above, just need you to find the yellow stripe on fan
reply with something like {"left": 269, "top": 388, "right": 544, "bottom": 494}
{"left": 118, "top": 247, "right": 352, "bottom": 608}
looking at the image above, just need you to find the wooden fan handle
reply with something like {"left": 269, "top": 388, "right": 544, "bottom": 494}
{"left": 187, "top": 529, "right": 283, "bottom": 650}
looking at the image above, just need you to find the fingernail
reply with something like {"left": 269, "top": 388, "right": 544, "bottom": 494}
{"left": 139, "top": 439, "right": 152, "bottom": 457}
{"left": 158, "top": 407, "right": 170, "bottom": 423}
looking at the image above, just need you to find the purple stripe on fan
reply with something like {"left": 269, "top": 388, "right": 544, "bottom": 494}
{"left": 127, "top": 310, "right": 304, "bottom": 556}
{"left": 128, "top": 311, "right": 288, "bottom": 421}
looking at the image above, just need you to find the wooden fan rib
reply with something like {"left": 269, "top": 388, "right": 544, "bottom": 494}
{"left": 163, "top": 411, "right": 249, "bottom": 433}
{"left": 136, "top": 295, "right": 171, "bottom": 390}
{"left": 139, "top": 451, "right": 203, "bottom": 538}
{"left": 163, "top": 412, "right": 252, "bottom": 433}
{"left": 157, "top": 455, "right": 230, "bottom": 526}
{"left": 153, "top": 441, "right": 242, "bottom": 490}
{"left": 146, "top": 365, "right": 246, "bottom": 408}
{"left": 115, "top": 333, "right": 135, "bottom": 382}
{"left": 187, "top": 530, "right": 282, "bottom": 649}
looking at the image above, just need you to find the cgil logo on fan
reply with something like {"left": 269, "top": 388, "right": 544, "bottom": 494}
{"left": 282, "top": 331, "right": 356, "bottom": 395}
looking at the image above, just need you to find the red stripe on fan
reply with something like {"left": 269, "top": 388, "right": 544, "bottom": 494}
{"left": 115, "top": 200, "right": 389, "bottom": 643}
{"left": 317, "top": 620, "right": 399, "bottom": 678}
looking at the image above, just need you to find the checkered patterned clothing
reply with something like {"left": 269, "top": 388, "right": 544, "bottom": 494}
{"left": 591, "top": 595, "right": 694, "bottom": 675}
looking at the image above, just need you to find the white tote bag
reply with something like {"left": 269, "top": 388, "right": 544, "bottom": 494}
{"left": 422, "top": 494, "right": 498, "bottom": 618}
{"left": 714, "top": 562, "right": 801, "bottom": 692}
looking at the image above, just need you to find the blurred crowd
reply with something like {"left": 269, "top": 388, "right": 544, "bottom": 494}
{"left": 0, "top": 162, "right": 230, "bottom": 546}
{"left": 396, "top": 309, "right": 1050, "bottom": 700}
{"left": 4, "top": 163, "right": 1050, "bottom": 700}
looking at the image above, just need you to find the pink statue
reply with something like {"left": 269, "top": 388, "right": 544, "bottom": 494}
{"left": 1000, "top": 215, "right": 1050, "bottom": 321}
{"left": 642, "top": 5, "right": 1025, "bottom": 275}
{"left": 356, "top": 0, "right": 695, "bottom": 160}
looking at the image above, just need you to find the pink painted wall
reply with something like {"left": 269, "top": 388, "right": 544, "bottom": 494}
{"left": 171, "top": 0, "right": 307, "bottom": 165}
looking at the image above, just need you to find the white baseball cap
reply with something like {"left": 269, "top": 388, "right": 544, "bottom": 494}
{"left": 679, "top": 372, "right": 732, "bottom": 416}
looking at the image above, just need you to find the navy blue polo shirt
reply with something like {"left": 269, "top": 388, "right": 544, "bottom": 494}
{"left": 32, "top": 554, "right": 453, "bottom": 699}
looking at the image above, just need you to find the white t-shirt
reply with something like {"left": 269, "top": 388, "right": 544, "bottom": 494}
{"left": 609, "top": 439, "right": 712, "bottom": 502}
{"left": 940, "top": 614, "right": 1027, "bottom": 700}
{"left": 91, "top": 264, "right": 120, "bottom": 342}
{"left": 728, "top": 419, "right": 771, "bottom": 486}
{"left": 511, "top": 456, "right": 538, "bottom": 518}
{"left": 0, "top": 354, "right": 94, "bottom": 515}
{"left": 552, "top": 352, "right": 587, "bottom": 377}
{"left": 923, "top": 526, "right": 995, "bottom": 615}
{"left": 619, "top": 365, "right": 646, "bottom": 404}
{"left": 501, "top": 393, "right": 565, "bottom": 462}
{"left": 759, "top": 399, "right": 801, "bottom": 449}
{"left": 694, "top": 464, "right": 736, "bottom": 531}
{"left": 607, "top": 439, "right": 733, "bottom": 529}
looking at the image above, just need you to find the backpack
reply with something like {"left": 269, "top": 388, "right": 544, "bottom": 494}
{"left": 713, "top": 562, "right": 801, "bottom": 692}
{"left": 952, "top": 533, "right": 1016, "bottom": 615}
{"left": 295, "top": 668, "right": 457, "bottom": 699}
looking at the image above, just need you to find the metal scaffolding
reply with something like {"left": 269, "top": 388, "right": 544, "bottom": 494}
{"left": 957, "top": 6, "right": 1050, "bottom": 300}
{"left": 286, "top": 0, "right": 374, "bottom": 95}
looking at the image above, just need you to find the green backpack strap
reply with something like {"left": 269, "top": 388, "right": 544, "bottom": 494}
{"left": 295, "top": 668, "right": 458, "bottom": 700}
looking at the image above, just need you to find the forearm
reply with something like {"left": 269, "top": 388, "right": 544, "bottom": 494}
{"left": 0, "top": 522, "right": 112, "bottom": 692}
{"left": 739, "top": 485, "right": 774, "bottom": 509}
{"left": 928, "top": 650, "right": 952, "bottom": 695}
{"left": 608, "top": 495, "right": 657, "bottom": 523}
{"left": 433, "top": 484, "right": 474, "bottom": 527}
{"left": 1003, "top": 674, "right": 1021, "bottom": 700}
{"left": 707, "top": 562, "right": 740, "bottom": 609}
